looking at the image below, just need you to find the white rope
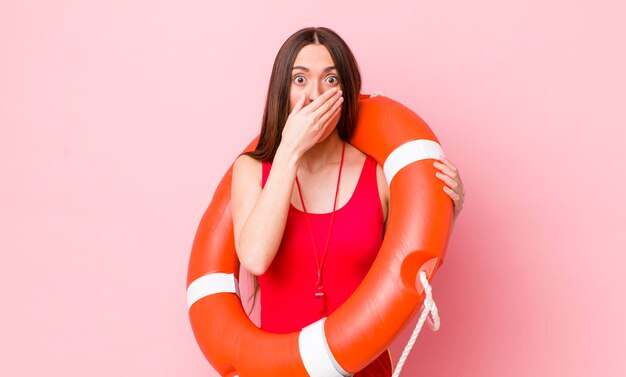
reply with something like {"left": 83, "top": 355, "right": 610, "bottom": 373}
{"left": 391, "top": 271, "right": 440, "bottom": 377}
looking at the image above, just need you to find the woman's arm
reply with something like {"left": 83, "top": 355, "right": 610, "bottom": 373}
{"left": 231, "top": 145, "right": 299, "bottom": 276}
{"left": 232, "top": 89, "right": 343, "bottom": 275}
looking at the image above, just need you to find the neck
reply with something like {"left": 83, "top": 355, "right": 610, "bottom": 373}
{"left": 299, "top": 130, "right": 344, "bottom": 173}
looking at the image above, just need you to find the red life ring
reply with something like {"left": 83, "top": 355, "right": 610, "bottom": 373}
{"left": 187, "top": 94, "right": 453, "bottom": 376}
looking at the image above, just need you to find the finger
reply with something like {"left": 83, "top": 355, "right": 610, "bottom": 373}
{"left": 433, "top": 160, "right": 459, "bottom": 180}
{"left": 302, "top": 88, "right": 339, "bottom": 114}
{"left": 316, "top": 95, "right": 344, "bottom": 129}
{"left": 316, "top": 103, "right": 343, "bottom": 137}
{"left": 290, "top": 92, "right": 307, "bottom": 116}
{"left": 311, "top": 90, "right": 342, "bottom": 121}
{"left": 443, "top": 186, "right": 462, "bottom": 203}
{"left": 435, "top": 171, "right": 459, "bottom": 190}
{"left": 437, "top": 156, "right": 459, "bottom": 174}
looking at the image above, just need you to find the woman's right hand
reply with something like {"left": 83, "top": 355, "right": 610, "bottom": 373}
{"left": 232, "top": 88, "right": 342, "bottom": 275}
{"left": 280, "top": 88, "right": 344, "bottom": 157}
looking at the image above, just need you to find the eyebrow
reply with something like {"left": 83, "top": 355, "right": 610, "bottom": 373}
{"left": 292, "top": 66, "right": 337, "bottom": 72}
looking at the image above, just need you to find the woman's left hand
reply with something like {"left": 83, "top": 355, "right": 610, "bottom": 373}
{"left": 433, "top": 156, "right": 465, "bottom": 221}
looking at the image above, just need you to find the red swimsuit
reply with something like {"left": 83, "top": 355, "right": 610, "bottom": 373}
{"left": 259, "top": 154, "right": 392, "bottom": 376}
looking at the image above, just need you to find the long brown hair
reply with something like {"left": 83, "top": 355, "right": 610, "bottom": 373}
{"left": 244, "top": 26, "right": 362, "bottom": 162}
{"left": 243, "top": 27, "right": 362, "bottom": 313}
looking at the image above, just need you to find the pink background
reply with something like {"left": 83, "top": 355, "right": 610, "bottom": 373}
{"left": 1, "top": 0, "right": 624, "bottom": 376}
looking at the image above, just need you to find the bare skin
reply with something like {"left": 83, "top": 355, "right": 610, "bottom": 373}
{"left": 231, "top": 44, "right": 464, "bottom": 276}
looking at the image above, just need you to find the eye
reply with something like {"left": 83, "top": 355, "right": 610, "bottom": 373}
{"left": 326, "top": 75, "right": 339, "bottom": 85}
{"left": 293, "top": 75, "right": 306, "bottom": 84}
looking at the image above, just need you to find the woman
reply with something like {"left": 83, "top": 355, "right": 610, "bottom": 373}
{"left": 231, "top": 27, "right": 465, "bottom": 376}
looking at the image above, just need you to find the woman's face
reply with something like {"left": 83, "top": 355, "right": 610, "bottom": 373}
{"left": 289, "top": 44, "right": 343, "bottom": 137}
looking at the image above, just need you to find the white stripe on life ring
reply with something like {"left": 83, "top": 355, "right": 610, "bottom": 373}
{"left": 384, "top": 139, "right": 444, "bottom": 185}
{"left": 187, "top": 273, "right": 239, "bottom": 310}
{"left": 298, "top": 318, "right": 351, "bottom": 377}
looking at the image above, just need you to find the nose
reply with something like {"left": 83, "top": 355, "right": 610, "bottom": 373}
{"left": 307, "top": 84, "right": 322, "bottom": 103}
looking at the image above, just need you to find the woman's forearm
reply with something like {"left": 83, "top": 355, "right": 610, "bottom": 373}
{"left": 236, "top": 145, "right": 300, "bottom": 275}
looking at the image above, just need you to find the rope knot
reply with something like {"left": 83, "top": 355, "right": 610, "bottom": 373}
{"left": 391, "top": 271, "right": 441, "bottom": 377}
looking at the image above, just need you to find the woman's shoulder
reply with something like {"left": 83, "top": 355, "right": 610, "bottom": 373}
{"left": 233, "top": 153, "right": 263, "bottom": 171}
{"left": 233, "top": 154, "right": 263, "bottom": 187}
